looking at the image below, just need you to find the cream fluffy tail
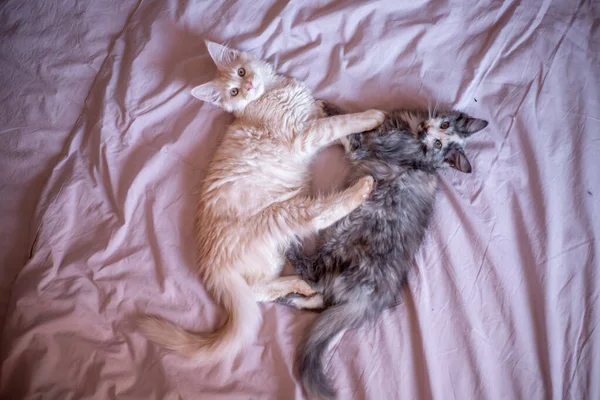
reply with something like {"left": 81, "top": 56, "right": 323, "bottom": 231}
{"left": 137, "top": 268, "right": 261, "bottom": 363}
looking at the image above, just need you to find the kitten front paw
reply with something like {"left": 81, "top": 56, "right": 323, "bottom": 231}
{"left": 364, "top": 109, "right": 386, "bottom": 128}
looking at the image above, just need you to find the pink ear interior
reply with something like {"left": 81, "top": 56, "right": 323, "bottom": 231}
{"left": 205, "top": 41, "right": 239, "bottom": 67}
{"left": 191, "top": 81, "right": 221, "bottom": 104}
{"left": 447, "top": 150, "right": 472, "bottom": 173}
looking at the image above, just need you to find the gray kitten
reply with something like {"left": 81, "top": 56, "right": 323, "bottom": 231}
{"left": 284, "top": 105, "right": 488, "bottom": 399}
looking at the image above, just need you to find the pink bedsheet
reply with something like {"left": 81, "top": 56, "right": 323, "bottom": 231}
{"left": 1, "top": 0, "right": 598, "bottom": 398}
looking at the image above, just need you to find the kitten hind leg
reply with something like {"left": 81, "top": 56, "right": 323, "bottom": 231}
{"left": 247, "top": 177, "right": 373, "bottom": 303}
{"left": 278, "top": 293, "right": 325, "bottom": 311}
{"left": 252, "top": 276, "right": 316, "bottom": 302}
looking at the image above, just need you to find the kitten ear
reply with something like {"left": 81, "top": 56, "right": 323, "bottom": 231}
{"left": 445, "top": 148, "right": 472, "bottom": 173}
{"left": 191, "top": 81, "right": 221, "bottom": 104}
{"left": 205, "top": 40, "right": 240, "bottom": 67}
{"left": 456, "top": 113, "right": 488, "bottom": 136}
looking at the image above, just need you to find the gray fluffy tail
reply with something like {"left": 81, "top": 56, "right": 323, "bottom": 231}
{"left": 299, "top": 301, "right": 368, "bottom": 399}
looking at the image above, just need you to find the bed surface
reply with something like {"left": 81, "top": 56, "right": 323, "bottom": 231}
{"left": 1, "top": 0, "right": 598, "bottom": 398}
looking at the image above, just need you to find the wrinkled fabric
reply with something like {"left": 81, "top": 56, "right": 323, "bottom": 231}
{"left": 0, "top": 0, "right": 598, "bottom": 399}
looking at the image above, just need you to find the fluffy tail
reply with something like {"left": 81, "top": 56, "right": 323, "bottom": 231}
{"left": 136, "top": 268, "right": 261, "bottom": 363}
{"left": 299, "top": 301, "right": 368, "bottom": 399}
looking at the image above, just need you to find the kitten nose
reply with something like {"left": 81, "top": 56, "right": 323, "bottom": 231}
{"left": 245, "top": 82, "right": 253, "bottom": 91}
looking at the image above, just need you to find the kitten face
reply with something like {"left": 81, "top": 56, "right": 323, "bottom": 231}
{"left": 418, "top": 111, "right": 488, "bottom": 173}
{"left": 191, "top": 41, "right": 275, "bottom": 113}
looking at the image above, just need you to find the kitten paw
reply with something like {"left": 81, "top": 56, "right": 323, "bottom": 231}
{"left": 357, "top": 175, "right": 375, "bottom": 199}
{"left": 364, "top": 109, "right": 386, "bottom": 127}
{"left": 275, "top": 292, "right": 308, "bottom": 306}
{"left": 293, "top": 280, "right": 316, "bottom": 297}
{"left": 345, "top": 175, "right": 375, "bottom": 207}
{"left": 276, "top": 292, "right": 325, "bottom": 311}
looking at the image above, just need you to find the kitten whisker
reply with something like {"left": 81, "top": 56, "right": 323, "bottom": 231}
{"left": 432, "top": 97, "right": 440, "bottom": 119}
{"left": 427, "top": 99, "right": 432, "bottom": 120}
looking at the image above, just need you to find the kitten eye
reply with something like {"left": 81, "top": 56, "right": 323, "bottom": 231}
{"left": 237, "top": 68, "right": 246, "bottom": 77}
{"left": 440, "top": 122, "right": 450, "bottom": 129}
{"left": 230, "top": 88, "right": 239, "bottom": 96}
{"left": 434, "top": 140, "right": 442, "bottom": 149}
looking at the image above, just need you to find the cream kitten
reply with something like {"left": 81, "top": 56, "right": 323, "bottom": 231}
{"left": 137, "top": 41, "right": 384, "bottom": 363}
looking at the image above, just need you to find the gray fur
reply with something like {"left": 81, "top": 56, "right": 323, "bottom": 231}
{"left": 286, "top": 106, "right": 488, "bottom": 399}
